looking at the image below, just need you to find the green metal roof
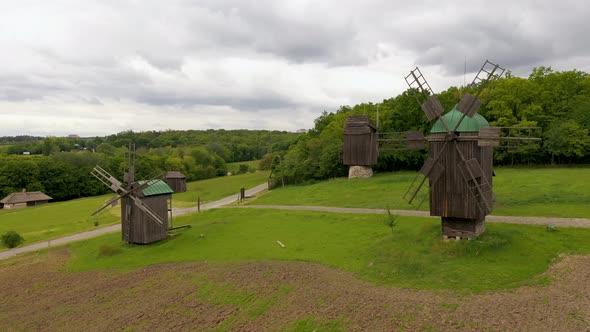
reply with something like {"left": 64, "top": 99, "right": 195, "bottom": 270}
{"left": 430, "top": 104, "right": 490, "bottom": 133}
{"left": 137, "top": 180, "right": 174, "bottom": 196}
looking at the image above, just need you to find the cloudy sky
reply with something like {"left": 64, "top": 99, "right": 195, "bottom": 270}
{"left": 1, "top": 0, "right": 588, "bottom": 137}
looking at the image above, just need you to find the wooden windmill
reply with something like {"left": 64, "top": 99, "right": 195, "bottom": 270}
{"left": 343, "top": 115, "right": 379, "bottom": 178}
{"left": 398, "top": 60, "right": 540, "bottom": 238}
{"left": 91, "top": 144, "right": 173, "bottom": 244}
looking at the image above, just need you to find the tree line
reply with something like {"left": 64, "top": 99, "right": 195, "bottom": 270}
{"left": 271, "top": 67, "right": 590, "bottom": 185}
{"left": 0, "top": 130, "right": 299, "bottom": 200}
{"left": 1, "top": 129, "right": 298, "bottom": 163}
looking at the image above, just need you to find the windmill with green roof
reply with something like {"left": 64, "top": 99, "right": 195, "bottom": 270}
{"left": 400, "top": 60, "right": 539, "bottom": 238}
{"left": 91, "top": 143, "right": 173, "bottom": 244}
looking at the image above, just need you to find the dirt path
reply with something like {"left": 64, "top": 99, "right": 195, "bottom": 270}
{"left": 229, "top": 205, "right": 590, "bottom": 228}
{"left": 1, "top": 249, "right": 589, "bottom": 331}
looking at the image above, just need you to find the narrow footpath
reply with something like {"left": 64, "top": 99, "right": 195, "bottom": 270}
{"left": 226, "top": 205, "right": 590, "bottom": 228}
{"left": 2, "top": 182, "right": 589, "bottom": 260}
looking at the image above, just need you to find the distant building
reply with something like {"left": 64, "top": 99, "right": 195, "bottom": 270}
{"left": 22, "top": 151, "right": 30, "bottom": 155}
{"left": 0, "top": 191, "right": 53, "bottom": 209}
{"left": 68, "top": 134, "right": 80, "bottom": 138}
{"left": 296, "top": 129, "right": 308, "bottom": 133}
{"left": 164, "top": 171, "right": 187, "bottom": 193}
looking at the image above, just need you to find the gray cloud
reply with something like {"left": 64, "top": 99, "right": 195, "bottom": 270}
{"left": 0, "top": 0, "right": 589, "bottom": 136}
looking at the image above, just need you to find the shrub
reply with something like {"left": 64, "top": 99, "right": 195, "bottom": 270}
{"left": 384, "top": 207, "right": 399, "bottom": 235}
{"left": 1, "top": 231, "right": 24, "bottom": 248}
{"left": 238, "top": 164, "right": 249, "bottom": 174}
{"left": 98, "top": 244, "right": 122, "bottom": 256}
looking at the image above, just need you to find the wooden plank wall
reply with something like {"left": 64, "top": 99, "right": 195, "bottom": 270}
{"left": 343, "top": 133, "right": 378, "bottom": 166}
{"left": 166, "top": 178, "right": 187, "bottom": 193}
{"left": 429, "top": 132, "right": 493, "bottom": 220}
{"left": 121, "top": 195, "right": 169, "bottom": 244}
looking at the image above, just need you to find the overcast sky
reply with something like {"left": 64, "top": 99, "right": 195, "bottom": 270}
{"left": 1, "top": 0, "right": 588, "bottom": 137}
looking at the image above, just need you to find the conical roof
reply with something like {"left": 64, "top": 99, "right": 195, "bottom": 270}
{"left": 430, "top": 104, "right": 489, "bottom": 133}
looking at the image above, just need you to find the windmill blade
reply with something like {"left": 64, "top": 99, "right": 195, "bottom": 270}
{"left": 91, "top": 194, "right": 121, "bottom": 216}
{"left": 405, "top": 67, "right": 452, "bottom": 132}
{"left": 421, "top": 95, "right": 445, "bottom": 122}
{"left": 478, "top": 127, "right": 501, "bottom": 147}
{"left": 451, "top": 60, "right": 506, "bottom": 133}
{"left": 456, "top": 93, "right": 482, "bottom": 117}
{"left": 403, "top": 142, "right": 448, "bottom": 207}
{"left": 495, "top": 126, "right": 542, "bottom": 149}
{"left": 129, "top": 195, "right": 165, "bottom": 225}
{"left": 405, "top": 66, "right": 435, "bottom": 101}
{"left": 453, "top": 143, "right": 493, "bottom": 214}
{"left": 377, "top": 131, "right": 426, "bottom": 151}
{"left": 91, "top": 165, "right": 127, "bottom": 194}
{"left": 403, "top": 158, "right": 445, "bottom": 207}
{"left": 405, "top": 131, "right": 426, "bottom": 150}
{"left": 470, "top": 60, "right": 505, "bottom": 91}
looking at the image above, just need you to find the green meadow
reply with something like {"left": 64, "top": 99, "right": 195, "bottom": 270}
{"left": 226, "top": 159, "right": 261, "bottom": 174}
{"left": 251, "top": 167, "right": 590, "bottom": 218}
{"left": 0, "top": 172, "right": 269, "bottom": 248}
{"left": 67, "top": 208, "right": 590, "bottom": 293}
{"left": 172, "top": 170, "right": 268, "bottom": 207}
{"left": 0, "top": 195, "right": 118, "bottom": 246}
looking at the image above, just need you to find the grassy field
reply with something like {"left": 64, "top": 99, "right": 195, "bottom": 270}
{"left": 226, "top": 160, "right": 260, "bottom": 174}
{"left": 0, "top": 172, "right": 269, "bottom": 248}
{"left": 172, "top": 171, "right": 268, "bottom": 207}
{"left": 251, "top": 167, "right": 590, "bottom": 218}
{"left": 0, "top": 195, "right": 118, "bottom": 247}
{"left": 66, "top": 208, "right": 590, "bottom": 293}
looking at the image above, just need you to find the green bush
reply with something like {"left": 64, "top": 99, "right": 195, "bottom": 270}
{"left": 238, "top": 164, "right": 249, "bottom": 174}
{"left": 1, "top": 231, "right": 24, "bottom": 248}
{"left": 98, "top": 244, "right": 122, "bottom": 257}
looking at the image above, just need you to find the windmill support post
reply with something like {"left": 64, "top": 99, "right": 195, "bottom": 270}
{"left": 441, "top": 217, "right": 485, "bottom": 239}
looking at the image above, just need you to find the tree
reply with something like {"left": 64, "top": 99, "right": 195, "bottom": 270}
{"left": 0, "top": 158, "right": 41, "bottom": 194}
{"left": 543, "top": 120, "right": 590, "bottom": 164}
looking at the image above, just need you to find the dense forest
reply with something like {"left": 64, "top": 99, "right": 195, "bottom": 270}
{"left": 271, "top": 67, "right": 590, "bottom": 185}
{"left": 0, "top": 130, "right": 298, "bottom": 200}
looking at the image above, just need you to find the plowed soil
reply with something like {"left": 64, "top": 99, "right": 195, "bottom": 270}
{"left": 1, "top": 249, "right": 589, "bottom": 331}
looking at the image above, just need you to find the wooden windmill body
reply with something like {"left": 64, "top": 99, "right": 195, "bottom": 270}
{"left": 91, "top": 144, "right": 172, "bottom": 244}
{"left": 427, "top": 108, "right": 494, "bottom": 237}
{"left": 401, "top": 60, "right": 540, "bottom": 238}
{"left": 342, "top": 115, "right": 379, "bottom": 178}
{"left": 120, "top": 180, "right": 172, "bottom": 243}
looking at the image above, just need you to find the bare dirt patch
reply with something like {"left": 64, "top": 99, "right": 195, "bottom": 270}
{"left": 1, "top": 250, "right": 589, "bottom": 331}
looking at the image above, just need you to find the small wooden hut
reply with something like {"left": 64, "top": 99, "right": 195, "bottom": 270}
{"left": 121, "top": 180, "right": 173, "bottom": 244}
{"left": 428, "top": 106, "right": 493, "bottom": 238}
{"left": 343, "top": 115, "right": 378, "bottom": 178}
{"left": 164, "top": 171, "right": 187, "bottom": 193}
{"left": 0, "top": 191, "right": 53, "bottom": 209}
